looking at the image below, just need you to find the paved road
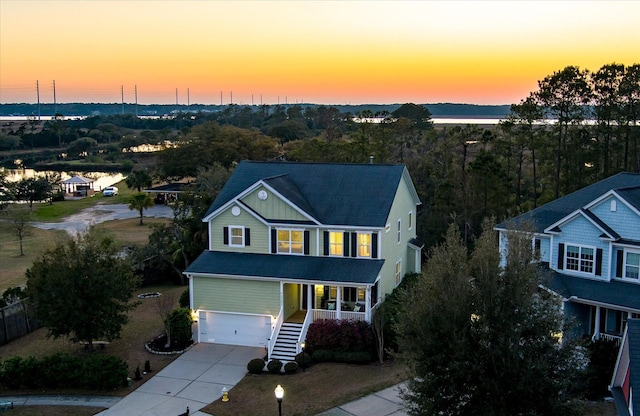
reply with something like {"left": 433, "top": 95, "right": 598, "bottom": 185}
{"left": 31, "top": 203, "right": 174, "bottom": 235}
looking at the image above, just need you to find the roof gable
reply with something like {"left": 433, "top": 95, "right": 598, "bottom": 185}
{"left": 205, "top": 161, "right": 419, "bottom": 227}
{"left": 497, "top": 173, "right": 640, "bottom": 233}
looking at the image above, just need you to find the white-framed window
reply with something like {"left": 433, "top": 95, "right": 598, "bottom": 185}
{"left": 278, "top": 229, "right": 303, "bottom": 254}
{"left": 397, "top": 219, "right": 401, "bottom": 244}
{"left": 625, "top": 251, "right": 640, "bottom": 279}
{"left": 329, "top": 231, "right": 343, "bottom": 256}
{"left": 408, "top": 211, "right": 413, "bottom": 230}
{"left": 395, "top": 260, "right": 402, "bottom": 286}
{"left": 385, "top": 223, "right": 390, "bottom": 233}
{"left": 229, "top": 226, "right": 245, "bottom": 247}
{"left": 565, "top": 244, "right": 595, "bottom": 274}
{"left": 343, "top": 286, "right": 366, "bottom": 303}
{"left": 357, "top": 233, "right": 372, "bottom": 258}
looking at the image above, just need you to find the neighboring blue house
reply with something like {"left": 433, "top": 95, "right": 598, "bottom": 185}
{"left": 610, "top": 319, "right": 640, "bottom": 416}
{"left": 496, "top": 173, "right": 640, "bottom": 344}
{"left": 184, "top": 161, "right": 422, "bottom": 361}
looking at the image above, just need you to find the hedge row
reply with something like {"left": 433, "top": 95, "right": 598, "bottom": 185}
{"left": 0, "top": 353, "right": 128, "bottom": 390}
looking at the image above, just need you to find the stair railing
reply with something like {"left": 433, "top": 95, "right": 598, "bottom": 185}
{"left": 268, "top": 307, "right": 284, "bottom": 360}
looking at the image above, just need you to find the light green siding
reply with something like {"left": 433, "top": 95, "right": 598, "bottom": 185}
{"left": 209, "top": 205, "right": 269, "bottom": 253}
{"left": 379, "top": 177, "right": 418, "bottom": 298}
{"left": 242, "top": 187, "right": 309, "bottom": 222}
{"left": 193, "top": 277, "right": 280, "bottom": 315}
{"left": 283, "top": 283, "right": 300, "bottom": 319}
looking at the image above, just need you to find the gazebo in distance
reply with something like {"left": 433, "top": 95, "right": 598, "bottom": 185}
{"left": 62, "top": 175, "right": 95, "bottom": 198}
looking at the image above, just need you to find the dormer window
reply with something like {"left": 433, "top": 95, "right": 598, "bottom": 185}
{"left": 626, "top": 252, "right": 640, "bottom": 279}
{"left": 565, "top": 244, "right": 594, "bottom": 274}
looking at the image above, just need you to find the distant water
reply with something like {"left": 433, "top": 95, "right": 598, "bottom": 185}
{"left": 0, "top": 115, "right": 504, "bottom": 124}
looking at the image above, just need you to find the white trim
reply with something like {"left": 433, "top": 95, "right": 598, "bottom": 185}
{"left": 187, "top": 271, "right": 377, "bottom": 288}
{"left": 203, "top": 181, "right": 321, "bottom": 225}
{"left": 544, "top": 208, "right": 616, "bottom": 239}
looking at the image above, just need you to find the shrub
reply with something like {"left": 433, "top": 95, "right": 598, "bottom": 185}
{"left": 168, "top": 307, "right": 193, "bottom": 349}
{"left": 294, "top": 352, "right": 312, "bottom": 369}
{"left": 311, "top": 349, "right": 371, "bottom": 364}
{"left": 247, "top": 358, "right": 265, "bottom": 374}
{"left": 144, "top": 360, "right": 152, "bottom": 373}
{"left": 179, "top": 289, "right": 190, "bottom": 308}
{"left": 267, "top": 359, "right": 283, "bottom": 374}
{"left": 0, "top": 353, "right": 128, "bottom": 390}
{"left": 306, "top": 319, "right": 374, "bottom": 355}
{"left": 284, "top": 361, "right": 298, "bottom": 374}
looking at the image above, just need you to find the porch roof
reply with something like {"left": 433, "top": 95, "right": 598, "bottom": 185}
{"left": 542, "top": 269, "right": 640, "bottom": 311}
{"left": 185, "top": 251, "right": 384, "bottom": 285}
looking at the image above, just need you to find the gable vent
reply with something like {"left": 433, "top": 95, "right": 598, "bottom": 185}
{"left": 610, "top": 200, "right": 617, "bottom": 212}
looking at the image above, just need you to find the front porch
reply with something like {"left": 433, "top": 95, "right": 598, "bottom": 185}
{"left": 269, "top": 281, "right": 377, "bottom": 361}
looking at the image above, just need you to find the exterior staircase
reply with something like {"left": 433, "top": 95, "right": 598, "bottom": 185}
{"left": 270, "top": 322, "right": 303, "bottom": 362}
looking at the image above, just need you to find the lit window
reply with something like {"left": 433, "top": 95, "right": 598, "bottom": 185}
{"left": 358, "top": 233, "right": 371, "bottom": 257}
{"left": 626, "top": 252, "right": 640, "bottom": 279}
{"left": 566, "top": 245, "right": 594, "bottom": 274}
{"left": 229, "top": 226, "right": 244, "bottom": 247}
{"left": 278, "top": 229, "right": 303, "bottom": 254}
{"left": 329, "top": 231, "right": 343, "bottom": 256}
{"left": 395, "top": 260, "right": 402, "bottom": 285}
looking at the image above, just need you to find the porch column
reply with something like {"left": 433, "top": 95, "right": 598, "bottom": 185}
{"left": 365, "top": 286, "right": 372, "bottom": 322}
{"left": 306, "top": 284, "right": 312, "bottom": 310}
{"left": 336, "top": 285, "right": 342, "bottom": 320}
{"left": 593, "top": 306, "right": 601, "bottom": 341}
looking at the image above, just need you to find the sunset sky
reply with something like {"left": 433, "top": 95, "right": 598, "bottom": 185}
{"left": 1, "top": 1, "right": 638, "bottom": 106}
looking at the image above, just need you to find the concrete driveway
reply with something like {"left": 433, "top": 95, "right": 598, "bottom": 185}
{"left": 100, "top": 343, "right": 264, "bottom": 416}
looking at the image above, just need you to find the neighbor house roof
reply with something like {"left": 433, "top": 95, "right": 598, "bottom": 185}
{"left": 496, "top": 173, "right": 640, "bottom": 233}
{"left": 204, "top": 161, "right": 420, "bottom": 227}
{"left": 542, "top": 269, "right": 640, "bottom": 312}
{"left": 611, "top": 319, "right": 640, "bottom": 416}
{"left": 62, "top": 175, "right": 93, "bottom": 184}
{"left": 184, "top": 251, "right": 384, "bottom": 285}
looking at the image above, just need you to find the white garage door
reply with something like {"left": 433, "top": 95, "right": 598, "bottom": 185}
{"left": 199, "top": 311, "right": 271, "bottom": 347}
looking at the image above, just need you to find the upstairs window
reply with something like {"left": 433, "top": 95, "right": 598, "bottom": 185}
{"left": 395, "top": 260, "right": 402, "bottom": 286}
{"left": 566, "top": 244, "right": 594, "bottom": 274}
{"left": 230, "top": 226, "right": 244, "bottom": 247}
{"left": 626, "top": 252, "right": 640, "bottom": 279}
{"left": 277, "top": 229, "right": 304, "bottom": 254}
{"left": 397, "top": 219, "right": 401, "bottom": 244}
{"left": 329, "top": 231, "right": 343, "bottom": 256}
{"left": 357, "top": 233, "right": 372, "bottom": 257}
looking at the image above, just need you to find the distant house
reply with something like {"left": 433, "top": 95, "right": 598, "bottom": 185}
{"left": 61, "top": 175, "right": 94, "bottom": 197}
{"left": 610, "top": 319, "right": 640, "bottom": 416}
{"left": 496, "top": 172, "right": 640, "bottom": 344}
{"left": 184, "top": 161, "right": 423, "bottom": 361}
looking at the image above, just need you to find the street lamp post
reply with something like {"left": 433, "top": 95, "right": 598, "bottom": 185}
{"left": 274, "top": 384, "right": 284, "bottom": 416}
{"left": 300, "top": 341, "right": 306, "bottom": 373}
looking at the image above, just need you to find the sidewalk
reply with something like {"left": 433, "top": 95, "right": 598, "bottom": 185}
{"left": 315, "top": 382, "right": 408, "bottom": 416}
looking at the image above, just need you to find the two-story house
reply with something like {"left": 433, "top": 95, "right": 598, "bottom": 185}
{"left": 496, "top": 172, "right": 640, "bottom": 344}
{"left": 610, "top": 318, "right": 640, "bottom": 416}
{"left": 183, "top": 161, "right": 422, "bottom": 361}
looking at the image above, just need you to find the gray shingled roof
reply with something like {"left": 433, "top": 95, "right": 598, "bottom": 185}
{"left": 496, "top": 173, "right": 640, "bottom": 233}
{"left": 543, "top": 269, "right": 640, "bottom": 311}
{"left": 185, "top": 251, "right": 384, "bottom": 285}
{"left": 205, "top": 161, "right": 416, "bottom": 227}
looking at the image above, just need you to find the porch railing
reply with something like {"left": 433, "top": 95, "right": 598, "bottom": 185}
{"left": 267, "top": 307, "right": 284, "bottom": 359}
{"left": 593, "top": 332, "right": 622, "bottom": 346}
{"left": 310, "top": 309, "right": 366, "bottom": 322}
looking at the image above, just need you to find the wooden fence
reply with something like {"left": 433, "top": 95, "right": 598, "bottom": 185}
{"left": 0, "top": 299, "right": 40, "bottom": 346}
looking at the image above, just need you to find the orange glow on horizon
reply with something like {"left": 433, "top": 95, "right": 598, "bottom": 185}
{"left": 1, "top": 1, "right": 638, "bottom": 105}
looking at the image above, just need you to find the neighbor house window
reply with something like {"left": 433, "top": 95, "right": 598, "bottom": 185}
{"left": 395, "top": 260, "right": 402, "bottom": 286}
{"left": 278, "top": 229, "right": 303, "bottom": 254}
{"left": 397, "top": 219, "right": 401, "bottom": 244}
{"left": 358, "top": 233, "right": 372, "bottom": 257}
{"left": 566, "top": 244, "right": 595, "bottom": 274}
{"left": 408, "top": 211, "right": 413, "bottom": 230}
{"left": 625, "top": 252, "right": 640, "bottom": 279}
{"left": 329, "top": 231, "right": 343, "bottom": 256}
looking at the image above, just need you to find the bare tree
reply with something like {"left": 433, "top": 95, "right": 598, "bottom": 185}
{"left": 5, "top": 206, "right": 31, "bottom": 256}
{"left": 155, "top": 291, "right": 179, "bottom": 348}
